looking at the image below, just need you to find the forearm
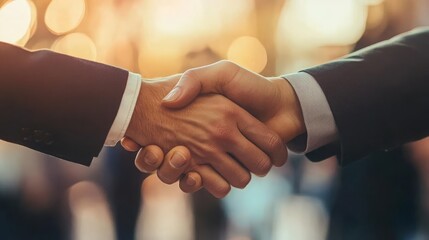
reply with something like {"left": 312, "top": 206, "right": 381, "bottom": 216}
{"left": 0, "top": 43, "right": 129, "bottom": 164}
{"left": 267, "top": 77, "right": 306, "bottom": 142}
{"left": 304, "top": 27, "right": 429, "bottom": 164}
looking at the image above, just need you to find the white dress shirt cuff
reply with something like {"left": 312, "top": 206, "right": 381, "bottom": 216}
{"left": 104, "top": 72, "right": 141, "bottom": 146}
{"left": 283, "top": 72, "right": 338, "bottom": 153}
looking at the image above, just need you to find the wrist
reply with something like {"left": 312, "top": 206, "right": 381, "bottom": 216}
{"left": 125, "top": 80, "right": 153, "bottom": 144}
{"left": 125, "top": 76, "right": 180, "bottom": 146}
{"left": 271, "top": 77, "right": 306, "bottom": 140}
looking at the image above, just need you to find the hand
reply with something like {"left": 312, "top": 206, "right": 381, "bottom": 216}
{"left": 162, "top": 60, "right": 305, "bottom": 142}
{"left": 124, "top": 74, "right": 287, "bottom": 198}
{"left": 123, "top": 61, "right": 305, "bottom": 194}
{"left": 121, "top": 139, "right": 204, "bottom": 193}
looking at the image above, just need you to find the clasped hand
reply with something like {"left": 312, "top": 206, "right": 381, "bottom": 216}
{"left": 122, "top": 61, "right": 305, "bottom": 198}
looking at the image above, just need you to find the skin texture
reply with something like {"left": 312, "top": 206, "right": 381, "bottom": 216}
{"left": 124, "top": 73, "right": 287, "bottom": 198}
{"left": 123, "top": 61, "right": 305, "bottom": 197}
{"left": 162, "top": 61, "right": 305, "bottom": 143}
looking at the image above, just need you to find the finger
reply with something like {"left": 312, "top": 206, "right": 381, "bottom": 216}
{"left": 134, "top": 145, "right": 164, "bottom": 173}
{"left": 226, "top": 132, "right": 273, "bottom": 177}
{"left": 193, "top": 165, "right": 231, "bottom": 198}
{"left": 157, "top": 146, "right": 192, "bottom": 184}
{"left": 121, "top": 137, "right": 141, "bottom": 152}
{"left": 162, "top": 60, "right": 242, "bottom": 108}
{"left": 179, "top": 172, "right": 203, "bottom": 193}
{"left": 208, "top": 152, "right": 251, "bottom": 189}
{"left": 237, "top": 110, "right": 288, "bottom": 167}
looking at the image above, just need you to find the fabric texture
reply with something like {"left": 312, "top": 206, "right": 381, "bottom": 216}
{"left": 0, "top": 43, "right": 129, "bottom": 165}
{"left": 283, "top": 72, "right": 339, "bottom": 153}
{"left": 303, "top": 27, "right": 429, "bottom": 165}
{"left": 105, "top": 72, "right": 141, "bottom": 146}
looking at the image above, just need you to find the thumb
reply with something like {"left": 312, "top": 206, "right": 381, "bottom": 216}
{"left": 161, "top": 73, "right": 202, "bottom": 109}
{"left": 162, "top": 60, "right": 240, "bottom": 109}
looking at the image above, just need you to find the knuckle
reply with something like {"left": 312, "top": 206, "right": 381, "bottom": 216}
{"left": 224, "top": 105, "right": 237, "bottom": 117}
{"left": 216, "top": 103, "right": 237, "bottom": 119}
{"left": 191, "top": 145, "right": 218, "bottom": 165}
{"left": 218, "top": 59, "right": 232, "bottom": 66}
{"left": 220, "top": 112, "right": 235, "bottom": 124}
{"left": 217, "top": 60, "right": 240, "bottom": 80}
{"left": 267, "top": 134, "right": 283, "bottom": 152}
{"left": 183, "top": 68, "right": 197, "bottom": 79}
{"left": 235, "top": 173, "right": 251, "bottom": 189}
{"left": 212, "top": 123, "right": 232, "bottom": 141}
{"left": 218, "top": 60, "right": 237, "bottom": 70}
{"left": 255, "top": 156, "right": 272, "bottom": 176}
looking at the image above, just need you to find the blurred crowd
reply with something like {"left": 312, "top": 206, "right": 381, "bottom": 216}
{"left": 1, "top": 0, "right": 429, "bottom": 239}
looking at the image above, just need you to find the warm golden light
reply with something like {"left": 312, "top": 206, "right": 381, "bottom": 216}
{"left": 138, "top": 43, "right": 183, "bottom": 78}
{"left": 303, "top": 0, "right": 367, "bottom": 43}
{"left": 366, "top": 1, "right": 386, "bottom": 31}
{"left": 141, "top": 0, "right": 205, "bottom": 37}
{"left": 138, "top": 0, "right": 209, "bottom": 58}
{"left": 17, "top": 0, "right": 37, "bottom": 47}
{"left": 227, "top": 36, "right": 268, "bottom": 73}
{"left": 134, "top": 0, "right": 256, "bottom": 77}
{"left": 45, "top": 0, "right": 85, "bottom": 35}
{"left": 365, "top": 0, "right": 385, "bottom": 6}
{"left": 28, "top": 0, "right": 37, "bottom": 38}
{"left": 52, "top": 33, "right": 97, "bottom": 61}
{"left": 0, "top": 0, "right": 32, "bottom": 45}
{"left": 138, "top": 0, "right": 255, "bottom": 55}
{"left": 277, "top": 0, "right": 367, "bottom": 47}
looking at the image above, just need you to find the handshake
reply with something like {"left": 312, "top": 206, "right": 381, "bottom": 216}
{"left": 1, "top": 28, "right": 425, "bottom": 195}
{"left": 115, "top": 28, "right": 429, "bottom": 198}
{"left": 121, "top": 61, "right": 306, "bottom": 198}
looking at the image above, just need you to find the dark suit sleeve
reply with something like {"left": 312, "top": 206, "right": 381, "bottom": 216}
{"left": 0, "top": 42, "right": 129, "bottom": 165}
{"left": 302, "top": 27, "right": 429, "bottom": 165}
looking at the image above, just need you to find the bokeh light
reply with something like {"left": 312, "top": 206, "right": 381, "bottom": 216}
{"left": 0, "top": 0, "right": 33, "bottom": 45}
{"left": 364, "top": 0, "right": 385, "bottom": 6}
{"left": 303, "top": 0, "right": 367, "bottom": 43}
{"left": 278, "top": 0, "right": 367, "bottom": 47}
{"left": 17, "top": 0, "right": 38, "bottom": 47}
{"left": 138, "top": 0, "right": 209, "bottom": 58}
{"left": 27, "top": 0, "right": 37, "bottom": 38}
{"left": 366, "top": 1, "right": 387, "bottom": 31}
{"left": 141, "top": 0, "right": 205, "bottom": 37}
{"left": 45, "top": 0, "right": 85, "bottom": 35}
{"left": 101, "top": 39, "right": 136, "bottom": 71}
{"left": 2, "top": 1, "right": 425, "bottom": 239}
{"left": 227, "top": 36, "right": 268, "bottom": 73}
{"left": 138, "top": 42, "right": 183, "bottom": 78}
{"left": 51, "top": 33, "right": 97, "bottom": 61}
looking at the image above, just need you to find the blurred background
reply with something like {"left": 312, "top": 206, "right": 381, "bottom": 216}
{"left": 0, "top": 0, "right": 429, "bottom": 239}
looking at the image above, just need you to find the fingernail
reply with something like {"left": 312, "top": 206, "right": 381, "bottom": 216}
{"left": 163, "top": 87, "right": 181, "bottom": 102}
{"left": 170, "top": 152, "right": 187, "bottom": 169}
{"left": 185, "top": 175, "right": 196, "bottom": 186}
{"left": 144, "top": 151, "right": 158, "bottom": 167}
